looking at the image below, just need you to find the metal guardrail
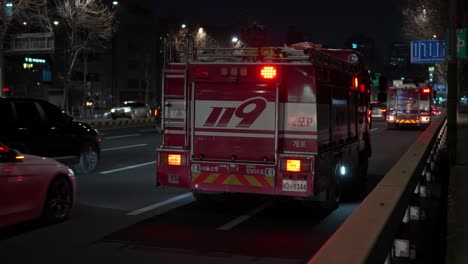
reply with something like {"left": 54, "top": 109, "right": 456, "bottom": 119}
{"left": 309, "top": 114, "right": 448, "bottom": 264}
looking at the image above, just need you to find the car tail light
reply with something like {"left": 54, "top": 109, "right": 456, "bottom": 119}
{"left": 380, "top": 109, "right": 387, "bottom": 113}
{"left": 260, "top": 66, "right": 277, "bottom": 79}
{"left": 422, "top": 88, "right": 431, "bottom": 93}
{"left": 160, "top": 153, "right": 185, "bottom": 166}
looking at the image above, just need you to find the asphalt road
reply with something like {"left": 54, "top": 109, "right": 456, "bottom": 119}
{"left": 0, "top": 120, "right": 427, "bottom": 264}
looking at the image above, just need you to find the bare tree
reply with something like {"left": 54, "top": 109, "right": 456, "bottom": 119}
{"left": 0, "top": 0, "right": 48, "bottom": 93}
{"left": 29, "top": 0, "right": 116, "bottom": 111}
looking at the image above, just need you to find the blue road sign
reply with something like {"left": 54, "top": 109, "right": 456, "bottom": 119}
{"left": 433, "top": 83, "right": 447, "bottom": 93}
{"left": 411, "top": 40, "right": 446, "bottom": 64}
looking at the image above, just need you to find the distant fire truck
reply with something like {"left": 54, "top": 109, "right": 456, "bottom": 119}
{"left": 386, "top": 83, "right": 432, "bottom": 129}
{"left": 155, "top": 38, "right": 372, "bottom": 206}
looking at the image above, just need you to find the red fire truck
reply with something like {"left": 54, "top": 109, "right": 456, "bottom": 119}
{"left": 386, "top": 83, "right": 432, "bottom": 129}
{"left": 155, "top": 38, "right": 371, "bottom": 206}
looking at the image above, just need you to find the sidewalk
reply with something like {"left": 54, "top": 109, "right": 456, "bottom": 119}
{"left": 446, "top": 113, "right": 468, "bottom": 264}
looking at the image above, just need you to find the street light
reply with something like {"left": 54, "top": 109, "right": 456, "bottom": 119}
{"left": 231, "top": 36, "right": 239, "bottom": 43}
{"left": 181, "top": 24, "right": 186, "bottom": 29}
{"left": 198, "top": 27, "right": 204, "bottom": 33}
{"left": 112, "top": 1, "right": 118, "bottom": 6}
{"left": 53, "top": 21, "right": 59, "bottom": 26}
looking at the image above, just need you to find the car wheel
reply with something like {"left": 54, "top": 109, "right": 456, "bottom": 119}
{"left": 74, "top": 142, "right": 99, "bottom": 174}
{"left": 42, "top": 177, "right": 72, "bottom": 224}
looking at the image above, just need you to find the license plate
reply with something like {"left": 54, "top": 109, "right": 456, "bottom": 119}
{"left": 168, "top": 174, "right": 179, "bottom": 184}
{"left": 282, "top": 180, "right": 307, "bottom": 192}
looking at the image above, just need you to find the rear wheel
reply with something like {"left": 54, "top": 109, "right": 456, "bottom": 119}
{"left": 74, "top": 142, "right": 98, "bottom": 174}
{"left": 42, "top": 177, "right": 72, "bottom": 224}
{"left": 321, "top": 162, "right": 342, "bottom": 209}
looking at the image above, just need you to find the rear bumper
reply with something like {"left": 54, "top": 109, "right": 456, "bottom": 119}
{"left": 156, "top": 149, "right": 316, "bottom": 197}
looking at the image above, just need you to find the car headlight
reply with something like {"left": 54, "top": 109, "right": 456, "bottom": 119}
{"left": 124, "top": 107, "right": 131, "bottom": 113}
{"left": 110, "top": 108, "right": 115, "bottom": 113}
{"left": 67, "top": 168, "right": 75, "bottom": 177}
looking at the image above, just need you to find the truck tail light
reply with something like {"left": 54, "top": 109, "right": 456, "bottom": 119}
{"left": 160, "top": 153, "right": 185, "bottom": 166}
{"left": 287, "top": 160, "right": 301, "bottom": 172}
{"left": 387, "top": 115, "right": 395, "bottom": 121}
{"left": 422, "top": 88, "right": 431, "bottom": 94}
{"left": 168, "top": 154, "right": 182, "bottom": 165}
{"left": 352, "top": 77, "right": 359, "bottom": 90}
{"left": 281, "top": 159, "right": 312, "bottom": 173}
{"left": 260, "top": 66, "right": 277, "bottom": 79}
{"left": 420, "top": 116, "right": 431, "bottom": 122}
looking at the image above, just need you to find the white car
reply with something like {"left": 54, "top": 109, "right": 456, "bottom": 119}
{"left": 0, "top": 144, "right": 76, "bottom": 228}
{"left": 109, "top": 101, "right": 152, "bottom": 120}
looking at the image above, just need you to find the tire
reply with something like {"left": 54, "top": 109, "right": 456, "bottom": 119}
{"left": 74, "top": 142, "right": 99, "bottom": 174}
{"left": 321, "top": 162, "right": 342, "bottom": 209}
{"left": 42, "top": 177, "right": 73, "bottom": 224}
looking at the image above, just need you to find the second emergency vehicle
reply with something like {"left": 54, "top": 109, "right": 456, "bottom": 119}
{"left": 386, "top": 83, "right": 432, "bottom": 129}
{"left": 155, "top": 37, "right": 372, "bottom": 207}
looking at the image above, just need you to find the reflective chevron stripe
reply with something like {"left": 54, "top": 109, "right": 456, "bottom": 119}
{"left": 192, "top": 172, "right": 274, "bottom": 187}
{"left": 396, "top": 119, "right": 420, "bottom": 124}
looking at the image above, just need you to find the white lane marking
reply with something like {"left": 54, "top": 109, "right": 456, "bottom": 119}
{"left": 217, "top": 200, "right": 273, "bottom": 231}
{"left": 102, "top": 144, "right": 147, "bottom": 152}
{"left": 370, "top": 128, "right": 379, "bottom": 132}
{"left": 99, "top": 161, "right": 156, "bottom": 174}
{"left": 127, "top": 193, "right": 193, "bottom": 216}
{"left": 105, "top": 134, "right": 141, "bottom": 139}
{"left": 140, "top": 129, "right": 156, "bottom": 132}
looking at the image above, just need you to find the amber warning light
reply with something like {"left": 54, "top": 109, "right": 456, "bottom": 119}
{"left": 260, "top": 66, "right": 277, "bottom": 79}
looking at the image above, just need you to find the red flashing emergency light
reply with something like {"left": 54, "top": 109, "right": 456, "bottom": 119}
{"left": 422, "top": 88, "right": 431, "bottom": 94}
{"left": 260, "top": 66, "right": 277, "bottom": 79}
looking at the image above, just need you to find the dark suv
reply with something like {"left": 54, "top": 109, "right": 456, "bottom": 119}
{"left": 0, "top": 97, "right": 101, "bottom": 174}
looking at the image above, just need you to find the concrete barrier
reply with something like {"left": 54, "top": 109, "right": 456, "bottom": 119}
{"left": 309, "top": 114, "right": 447, "bottom": 264}
{"left": 76, "top": 117, "right": 156, "bottom": 130}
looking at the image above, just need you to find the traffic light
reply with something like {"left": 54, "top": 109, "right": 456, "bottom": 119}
{"left": 2, "top": 87, "right": 11, "bottom": 97}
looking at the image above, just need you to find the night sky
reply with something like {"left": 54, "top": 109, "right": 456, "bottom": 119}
{"left": 155, "top": 0, "right": 404, "bottom": 56}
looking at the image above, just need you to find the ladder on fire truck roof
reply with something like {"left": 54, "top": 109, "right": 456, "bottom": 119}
{"left": 162, "top": 35, "right": 364, "bottom": 74}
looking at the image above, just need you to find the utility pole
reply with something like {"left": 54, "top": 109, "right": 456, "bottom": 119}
{"left": 447, "top": 0, "right": 459, "bottom": 165}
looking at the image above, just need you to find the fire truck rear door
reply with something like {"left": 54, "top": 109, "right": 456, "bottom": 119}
{"left": 191, "top": 82, "right": 278, "bottom": 163}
